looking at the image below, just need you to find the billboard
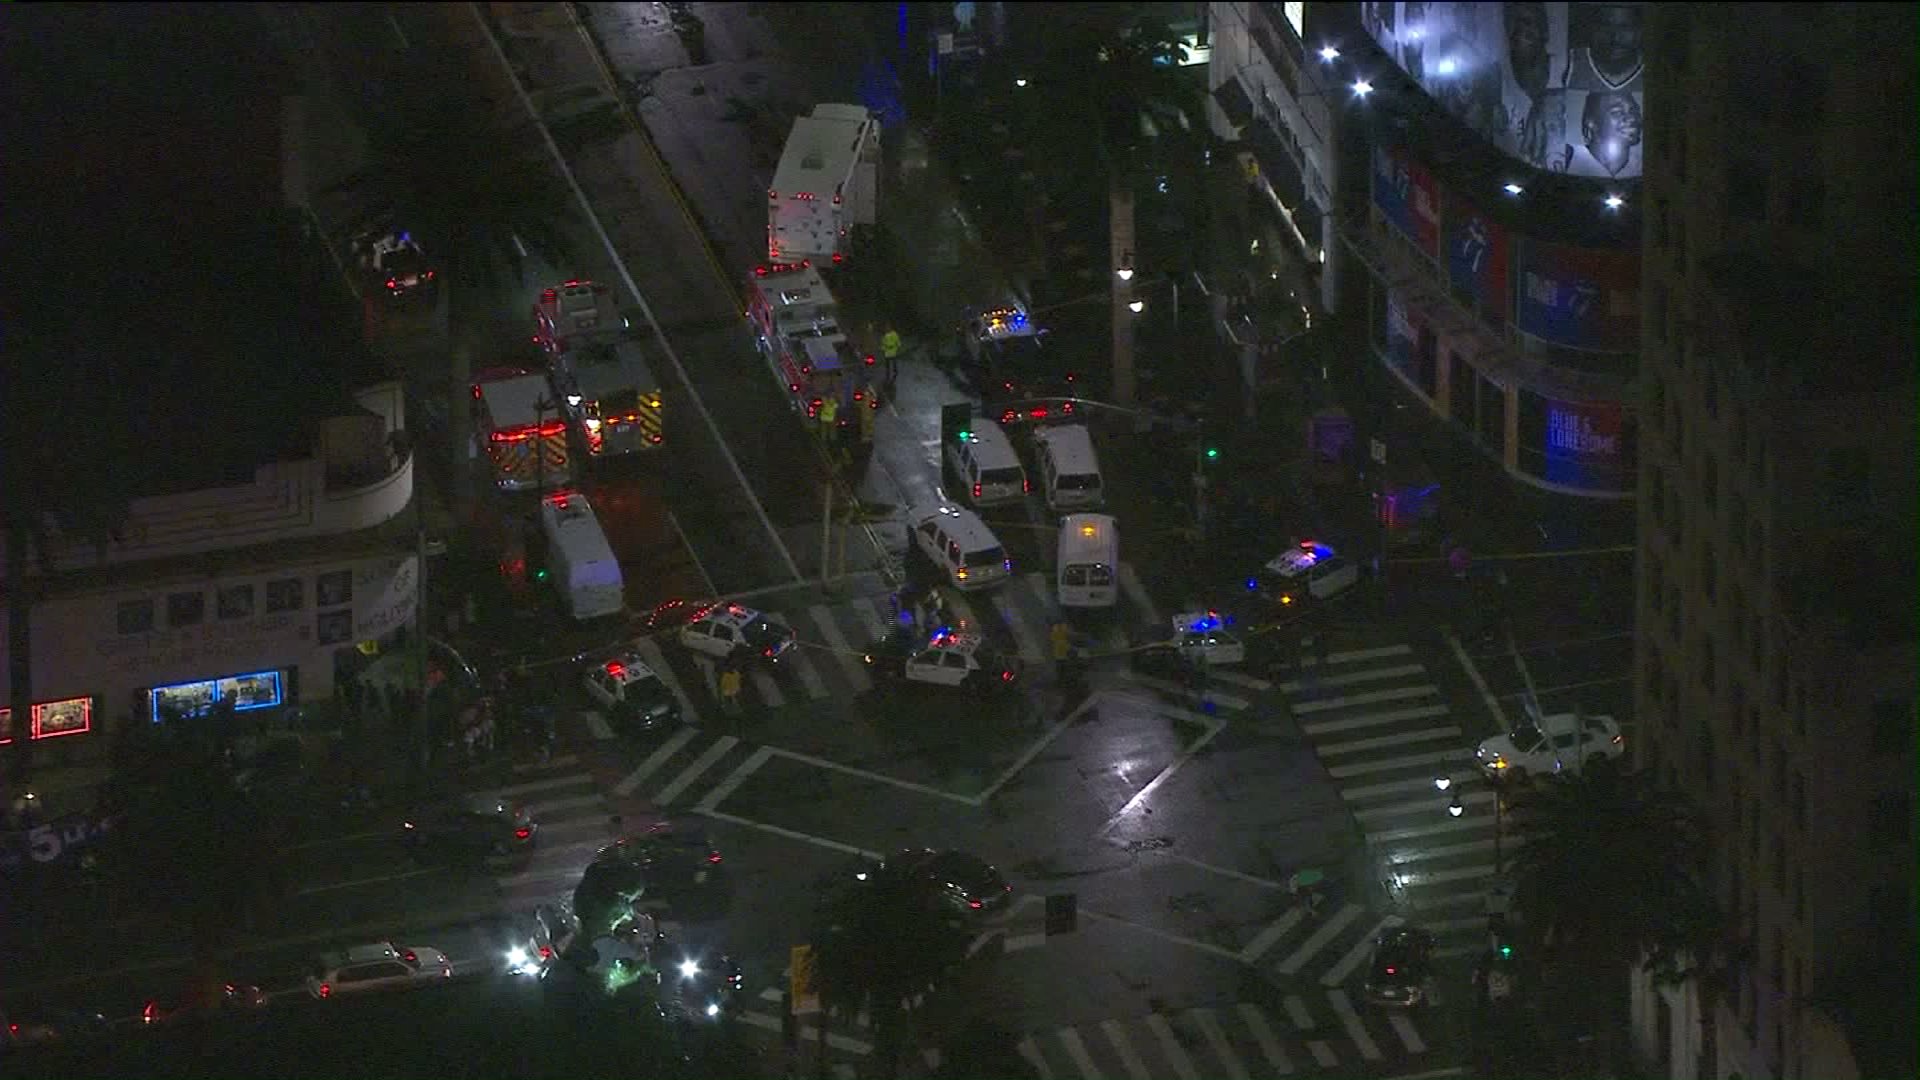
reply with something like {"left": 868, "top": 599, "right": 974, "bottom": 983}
{"left": 1444, "top": 192, "right": 1512, "bottom": 323}
{"left": 1360, "top": 2, "right": 1646, "bottom": 179}
{"left": 1523, "top": 393, "right": 1631, "bottom": 490}
{"left": 1372, "top": 143, "right": 1442, "bottom": 257}
{"left": 1515, "top": 238, "right": 1638, "bottom": 351}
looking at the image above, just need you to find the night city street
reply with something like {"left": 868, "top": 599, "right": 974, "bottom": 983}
{"left": 3, "top": 4, "right": 1913, "bottom": 1080}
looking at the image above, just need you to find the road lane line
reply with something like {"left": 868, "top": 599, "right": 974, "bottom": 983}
{"left": 993, "top": 591, "right": 1049, "bottom": 662}
{"left": 1292, "top": 685, "right": 1439, "bottom": 715}
{"left": 697, "top": 809, "right": 882, "bottom": 860}
{"left": 749, "top": 666, "right": 784, "bottom": 708}
{"left": 972, "top": 695, "right": 1095, "bottom": 805}
{"left": 584, "top": 710, "right": 616, "bottom": 740}
{"left": 1355, "top": 788, "right": 1495, "bottom": 823}
{"left": 1190, "top": 1008, "right": 1251, "bottom": 1080}
{"left": 1326, "top": 989, "right": 1383, "bottom": 1060}
{"left": 809, "top": 603, "right": 872, "bottom": 693}
{"left": 1302, "top": 644, "right": 1413, "bottom": 668}
{"left": 294, "top": 866, "right": 439, "bottom": 896}
{"left": 1275, "top": 902, "right": 1365, "bottom": 975}
{"left": 496, "top": 774, "right": 596, "bottom": 798}
{"left": 653, "top": 735, "right": 739, "bottom": 805}
{"left": 1237, "top": 1005, "right": 1295, "bottom": 1075}
{"left": 1117, "top": 562, "right": 1159, "bottom": 624}
{"left": 1210, "top": 668, "right": 1273, "bottom": 691}
{"left": 1078, "top": 909, "right": 1242, "bottom": 960}
{"left": 1121, "top": 672, "right": 1252, "bottom": 711}
{"left": 1387, "top": 1011, "right": 1430, "bottom": 1054}
{"left": 1149, "top": 850, "right": 1289, "bottom": 890}
{"left": 1058, "top": 1028, "right": 1105, "bottom": 1080}
{"left": 630, "top": 638, "right": 703, "bottom": 726}
{"left": 613, "top": 725, "right": 699, "bottom": 796}
{"left": 1018, "top": 1038, "right": 1056, "bottom": 1079}
{"left": 769, "top": 746, "right": 978, "bottom": 806}
{"left": 737, "top": 1010, "right": 873, "bottom": 1053}
{"left": 523, "top": 793, "right": 606, "bottom": 816}
{"left": 1446, "top": 630, "right": 1509, "bottom": 731}
{"left": 1144, "top": 1014, "right": 1200, "bottom": 1080}
{"left": 1301, "top": 703, "right": 1451, "bottom": 736}
{"left": 1500, "top": 674, "right": 1631, "bottom": 699}
{"left": 1319, "top": 726, "right": 1462, "bottom": 756}
{"left": 1326, "top": 748, "right": 1472, "bottom": 779}
{"left": 1279, "top": 663, "right": 1430, "bottom": 694}
{"left": 1282, "top": 994, "right": 1316, "bottom": 1031}
{"left": 694, "top": 745, "right": 774, "bottom": 812}
{"left": 1239, "top": 907, "right": 1308, "bottom": 963}
{"left": 788, "top": 646, "right": 831, "bottom": 700}
{"left": 1094, "top": 715, "right": 1226, "bottom": 837}
{"left": 1100, "top": 1020, "right": 1153, "bottom": 1080}
{"left": 1322, "top": 915, "right": 1400, "bottom": 987}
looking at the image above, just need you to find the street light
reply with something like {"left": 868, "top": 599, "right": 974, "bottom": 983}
{"left": 1318, "top": 45, "right": 1341, "bottom": 62}
{"left": 1115, "top": 251, "right": 1135, "bottom": 281}
{"left": 1127, "top": 298, "right": 1145, "bottom": 314}
{"left": 1351, "top": 79, "right": 1374, "bottom": 98}
{"left": 1015, "top": 77, "right": 1029, "bottom": 88}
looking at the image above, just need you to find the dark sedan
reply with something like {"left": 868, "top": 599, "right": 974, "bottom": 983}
{"left": 885, "top": 849, "right": 1013, "bottom": 920}
{"left": 1362, "top": 925, "right": 1436, "bottom": 1007}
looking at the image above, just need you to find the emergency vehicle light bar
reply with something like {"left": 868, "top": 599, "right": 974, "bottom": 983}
{"left": 754, "top": 261, "right": 812, "bottom": 276}
{"left": 491, "top": 421, "right": 567, "bottom": 443}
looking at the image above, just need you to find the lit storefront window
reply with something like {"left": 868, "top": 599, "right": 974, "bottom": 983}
{"left": 0, "top": 697, "right": 95, "bottom": 744}
{"left": 150, "top": 670, "right": 284, "bottom": 724}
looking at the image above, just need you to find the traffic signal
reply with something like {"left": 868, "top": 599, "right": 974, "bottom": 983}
{"left": 1204, "top": 445, "right": 1220, "bottom": 461}
{"left": 1498, "top": 941, "right": 1513, "bottom": 960}
{"left": 940, "top": 403, "right": 974, "bottom": 445}
{"left": 533, "top": 566, "right": 550, "bottom": 583}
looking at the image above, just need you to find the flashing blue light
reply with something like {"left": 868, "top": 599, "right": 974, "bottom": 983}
{"left": 897, "top": 610, "right": 915, "bottom": 626}
{"left": 1187, "top": 615, "right": 1221, "bottom": 633}
{"left": 399, "top": 232, "right": 412, "bottom": 245}
{"left": 1246, "top": 578, "right": 1260, "bottom": 592}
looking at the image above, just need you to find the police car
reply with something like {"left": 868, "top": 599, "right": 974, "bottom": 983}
{"left": 951, "top": 304, "right": 1075, "bottom": 403}
{"left": 1255, "top": 540, "right": 1361, "bottom": 607}
{"left": 1134, "top": 611, "right": 1248, "bottom": 673}
{"left": 865, "top": 627, "right": 1020, "bottom": 692}
{"left": 676, "top": 603, "right": 797, "bottom": 664}
{"left": 582, "top": 651, "right": 681, "bottom": 732}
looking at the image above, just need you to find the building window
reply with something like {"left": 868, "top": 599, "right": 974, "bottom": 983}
{"left": 167, "top": 591, "right": 205, "bottom": 628}
{"left": 1871, "top": 698, "right": 1912, "bottom": 755}
{"left": 1791, "top": 772, "right": 1805, "bottom": 831}
{"left": 1748, "top": 799, "right": 1762, "bottom": 859}
{"left": 1870, "top": 793, "right": 1911, "bottom": 846}
{"left": 266, "top": 577, "right": 305, "bottom": 613}
{"left": 1727, "top": 159, "right": 1769, "bottom": 221}
{"left": 317, "top": 569, "right": 353, "bottom": 608}
{"left": 116, "top": 598, "right": 155, "bottom": 635}
{"left": 216, "top": 584, "right": 255, "bottom": 621}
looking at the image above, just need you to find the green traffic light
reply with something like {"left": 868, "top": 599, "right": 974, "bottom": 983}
{"left": 957, "top": 429, "right": 972, "bottom": 441}
{"left": 1204, "top": 447, "right": 1220, "bottom": 460}
{"left": 534, "top": 568, "right": 550, "bottom": 582}
{"left": 1499, "top": 944, "right": 1513, "bottom": 959}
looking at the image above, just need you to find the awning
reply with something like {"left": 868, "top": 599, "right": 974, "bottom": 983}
{"left": 1247, "top": 121, "right": 1307, "bottom": 208}
{"left": 1211, "top": 77, "right": 1255, "bottom": 132}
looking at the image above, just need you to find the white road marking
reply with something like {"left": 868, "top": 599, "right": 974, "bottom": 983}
{"left": 1059, "top": 1028, "right": 1105, "bottom": 1080}
{"left": 1326, "top": 747, "right": 1471, "bottom": 779}
{"left": 1434, "top": 943, "right": 1486, "bottom": 961}
{"left": 653, "top": 735, "right": 739, "bottom": 805}
{"left": 511, "top": 753, "right": 578, "bottom": 771}
{"left": 1421, "top": 915, "right": 1502, "bottom": 934}
{"left": 698, "top": 809, "right": 882, "bottom": 860}
{"left": 1322, "top": 915, "right": 1400, "bottom": 987}
{"left": 1144, "top": 1014, "right": 1200, "bottom": 1080}
{"left": 1383, "top": 835, "right": 1508, "bottom": 864}
{"left": 1282, "top": 994, "right": 1315, "bottom": 1030}
{"left": 758, "top": 987, "right": 781, "bottom": 1003}
{"left": 629, "top": 638, "right": 702, "bottom": 726}
{"left": 613, "top": 725, "right": 699, "bottom": 796}
{"left": 851, "top": 595, "right": 892, "bottom": 645}
{"left": 1275, "top": 901, "right": 1365, "bottom": 975}
{"left": 1100, "top": 1020, "right": 1152, "bottom": 1080}
{"left": 1078, "top": 908, "right": 1242, "bottom": 960}
{"left": 788, "top": 646, "right": 830, "bottom": 700}
{"left": 769, "top": 746, "right": 978, "bottom": 806}
{"left": 584, "top": 710, "right": 615, "bottom": 740}
{"left": 1394, "top": 864, "right": 1498, "bottom": 888}
{"left": 1279, "top": 662, "right": 1431, "bottom": 695}
{"left": 294, "top": 867, "right": 438, "bottom": 896}
{"left": 749, "top": 666, "right": 784, "bottom": 707}
{"left": 1319, "top": 726, "right": 1463, "bottom": 756}
{"left": 1237, "top": 1004, "right": 1295, "bottom": 1075}
{"left": 1301, "top": 703, "right": 1451, "bottom": 736}
{"left": 694, "top": 654, "right": 717, "bottom": 697}
{"left": 1094, "top": 714, "right": 1226, "bottom": 836}
{"left": 496, "top": 774, "right": 595, "bottom": 798}
{"left": 1117, "top": 562, "right": 1159, "bottom": 623}
{"left": 1446, "top": 630, "right": 1509, "bottom": 730}
{"left": 1307, "top": 643, "right": 1414, "bottom": 667}
{"left": 1239, "top": 907, "right": 1308, "bottom": 963}
{"left": 1018, "top": 1037, "right": 1056, "bottom": 1080}
{"left": 1327, "top": 989, "right": 1383, "bottom": 1060}
{"left": 1148, "top": 850, "right": 1290, "bottom": 890}
{"left": 1122, "top": 672, "right": 1252, "bottom": 711}
{"left": 1292, "top": 685, "right": 1440, "bottom": 715}
{"left": 1341, "top": 774, "right": 1477, "bottom": 801}
{"left": 1356, "top": 788, "right": 1496, "bottom": 823}
{"left": 523, "top": 793, "right": 604, "bottom": 816}
{"left": 1190, "top": 1008, "right": 1251, "bottom": 1080}
{"left": 1210, "top": 668, "right": 1273, "bottom": 691}
{"left": 994, "top": 591, "right": 1049, "bottom": 662}
{"left": 1307, "top": 1040, "right": 1340, "bottom": 1067}
{"left": 694, "top": 745, "right": 773, "bottom": 812}
{"left": 973, "top": 698, "right": 1091, "bottom": 804}
{"left": 809, "top": 603, "right": 872, "bottom": 693}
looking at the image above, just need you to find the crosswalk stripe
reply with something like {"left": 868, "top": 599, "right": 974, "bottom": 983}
{"left": 1322, "top": 915, "right": 1399, "bottom": 988}
{"left": 1342, "top": 774, "right": 1473, "bottom": 801}
{"left": 1281, "top": 994, "right": 1315, "bottom": 1031}
{"left": 1189, "top": 1009, "right": 1250, "bottom": 1080}
{"left": 1123, "top": 673, "right": 1251, "bottom": 711}
{"left": 1118, "top": 562, "right": 1159, "bottom": 624}
{"left": 850, "top": 595, "right": 891, "bottom": 648}
{"left": 1326, "top": 747, "right": 1472, "bottom": 779}
{"left": 629, "top": 638, "right": 703, "bottom": 727}
{"left": 1279, "top": 662, "right": 1430, "bottom": 695}
{"left": 511, "top": 753, "right": 578, "bottom": 771}
{"left": 1301, "top": 703, "right": 1450, "bottom": 736}
{"left": 584, "top": 710, "right": 616, "bottom": 740}
{"left": 1365, "top": 805, "right": 1498, "bottom": 840}
{"left": 1356, "top": 787, "right": 1495, "bottom": 823}
{"left": 994, "top": 591, "right": 1049, "bottom": 662}
{"left": 1239, "top": 907, "right": 1307, "bottom": 964}
{"left": 1326, "top": 989, "right": 1382, "bottom": 1061}
{"left": 1387, "top": 1010, "right": 1428, "bottom": 1053}
{"left": 1058, "top": 1028, "right": 1104, "bottom": 1080}
{"left": 809, "top": 603, "right": 872, "bottom": 693}
{"left": 523, "top": 793, "right": 604, "bottom": 816}
{"left": 749, "top": 666, "right": 785, "bottom": 708}
{"left": 1210, "top": 668, "right": 1273, "bottom": 691}
{"left": 1316, "top": 644, "right": 1414, "bottom": 666}
{"left": 1275, "top": 902, "right": 1365, "bottom": 975}
{"left": 653, "top": 735, "right": 739, "bottom": 805}
{"left": 695, "top": 745, "right": 774, "bottom": 812}
{"left": 497, "top": 774, "right": 595, "bottom": 798}
{"left": 1143, "top": 1014, "right": 1199, "bottom": 1080}
{"left": 1397, "top": 863, "right": 1497, "bottom": 888}
{"left": 1306, "top": 1040, "right": 1339, "bottom": 1067}
{"left": 1421, "top": 915, "right": 1496, "bottom": 934}
{"left": 613, "top": 725, "right": 699, "bottom": 796}
{"left": 1318, "top": 726, "right": 1462, "bottom": 756}
{"left": 1099, "top": 1020, "right": 1152, "bottom": 1080}
{"left": 1018, "top": 1037, "right": 1056, "bottom": 1080}
{"left": 788, "top": 647, "right": 830, "bottom": 700}
{"left": 692, "top": 654, "right": 717, "bottom": 697}
{"left": 1292, "top": 685, "right": 1440, "bottom": 715}
{"left": 1236, "top": 1005, "right": 1294, "bottom": 1075}
{"left": 1384, "top": 835, "right": 1506, "bottom": 864}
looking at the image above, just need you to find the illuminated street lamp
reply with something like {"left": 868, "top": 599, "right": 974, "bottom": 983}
{"left": 1604, "top": 193, "right": 1626, "bottom": 210}
{"left": 1115, "top": 251, "right": 1135, "bottom": 281}
{"left": 1318, "top": 45, "right": 1341, "bottom": 62}
{"left": 1351, "top": 79, "right": 1374, "bottom": 98}
{"left": 1015, "top": 77, "right": 1029, "bottom": 88}
{"left": 1127, "top": 298, "right": 1145, "bottom": 314}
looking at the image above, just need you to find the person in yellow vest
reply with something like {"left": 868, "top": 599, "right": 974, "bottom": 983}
{"left": 718, "top": 663, "right": 743, "bottom": 716}
{"left": 857, "top": 393, "right": 877, "bottom": 444}
{"left": 816, "top": 395, "right": 839, "bottom": 438}
{"left": 880, "top": 327, "right": 903, "bottom": 389}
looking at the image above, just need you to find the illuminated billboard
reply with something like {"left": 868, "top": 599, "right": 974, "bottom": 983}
{"left": 1360, "top": 2, "right": 1646, "bottom": 179}
{"left": 1515, "top": 237, "right": 1639, "bottom": 351}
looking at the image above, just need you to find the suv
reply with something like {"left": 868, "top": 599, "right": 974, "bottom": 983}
{"left": 942, "top": 423, "right": 1028, "bottom": 507}
{"left": 676, "top": 603, "right": 797, "bottom": 664}
{"left": 1475, "top": 711, "right": 1625, "bottom": 781}
{"left": 951, "top": 304, "right": 1075, "bottom": 404}
{"left": 1257, "top": 540, "right": 1361, "bottom": 607}
{"left": 595, "top": 820, "right": 726, "bottom": 910}
{"left": 307, "top": 942, "right": 452, "bottom": 999}
{"left": 403, "top": 794, "right": 538, "bottom": 865}
{"left": 1363, "top": 925, "right": 1436, "bottom": 1007}
{"left": 583, "top": 651, "right": 681, "bottom": 732}
{"left": 907, "top": 502, "right": 1012, "bottom": 591}
{"left": 865, "top": 628, "right": 1020, "bottom": 692}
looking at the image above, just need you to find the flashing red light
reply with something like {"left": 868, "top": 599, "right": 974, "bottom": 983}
{"left": 864, "top": 354, "right": 875, "bottom": 365}
{"left": 793, "top": 192, "right": 816, "bottom": 201}
{"left": 801, "top": 364, "right": 812, "bottom": 376}
{"left": 973, "top": 483, "right": 982, "bottom": 499}
{"left": 968, "top": 899, "right": 983, "bottom": 909}
{"left": 142, "top": 1002, "right": 159, "bottom": 1024}
{"left": 831, "top": 252, "right": 844, "bottom": 265}
{"left": 869, "top": 397, "right": 880, "bottom": 409}
{"left": 514, "top": 827, "right": 531, "bottom": 840}
{"left": 1062, "top": 401, "right": 1074, "bottom": 413}
{"left": 1023, "top": 477, "right": 1032, "bottom": 493}
{"left": 789, "top": 383, "right": 801, "bottom": 393}
{"left": 472, "top": 385, "right": 483, "bottom": 399}
{"left": 1001, "top": 670, "right": 1014, "bottom": 682}
{"left": 767, "top": 189, "right": 777, "bottom": 201}
{"left": 318, "top": 983, "right": 332, "bottom": 998}
{"left": 811, "top": 398, "right": 824, "bottom": 409}
{"left": 853, "top": 391, "right": 865, "bottom": 401}
{"left": 606, "top": 660, "right": 626, "bottom": 678}
{"left": 563, "top": 279, "right": 582, "bottom": 287}
{"left": 832, "top": 193, "right": 843, "bottom": 205}
{"left": 490, "top": 420, "right": 568, "bottom": 444}
{"left": 1000, "top": 410, "right": 1016, "bottom": 424}
{"left": 650, "top": 434, "right": 664, "bottom": 443}
{"left": 403, "top": 950, "right": 418, "bottom": 964}
{"left": 1028, "top": 407, "right": 1048, "bottom": 419}
{"left": 539, "top": 945, "right": 553, "bottom": 960}
{"left": 1385, "top": 966, "right": 1397, "bottom": 975}
{"left": 707, "top": 852, "right": 723, "bottom": 864}
{"left": 1066, "top": 372, "right": 1077, "bottom": 381}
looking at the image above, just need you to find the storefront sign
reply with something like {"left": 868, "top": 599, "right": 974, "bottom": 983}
{"left": 1445, "top": 193, "right": 1511, "bottom": 323}
{"left": 354, "top": 555, "right": 419, "bottom": 642}
{"left": 1515, "top": 239, "right": 1639, "bottom": 352}
{"left": 0, "top": 696, "right": 94, "bottom": 744}
{"left": 151, "top": 669, "right": 283, "bottom": 723}
{"left": 1372, "top": 144, "right": 1442, "bottom": 257}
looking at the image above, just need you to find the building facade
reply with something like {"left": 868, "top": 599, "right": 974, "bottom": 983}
{"left": 1626, "top": 5, "right": 1918, "bottom": 1079}
{"left": 1209, "top": 1, "right": 1644, "bottom": 497}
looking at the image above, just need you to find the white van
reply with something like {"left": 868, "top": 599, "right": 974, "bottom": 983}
{"left": 1056, "top": 514, "right": 1118, "bottom": 608}
{"left": 944, "top": 424, "right": 1028, "bottom": 507}
{"left": 908, "top": 502, "right": 1012, "bottom": 591}
{"left": 1033, "top": 424, "right": 1103, "bottom": 511}
{"left": 540, "top": 490, "right": 625, "bottom": 621}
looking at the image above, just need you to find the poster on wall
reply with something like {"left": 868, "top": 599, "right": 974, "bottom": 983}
{"left": 1540, "top": 397, "right": 1629, "bottom": 489}
{"left": 1371, "top": 143, "right": 1442, "bottom": 257}
{"left": 1361, "top": 2, "right": 1645, "bottom": 180}
{"left": 1444, "top": 191, "right": 1511, "bottom": 323}
{"left": 1515, "top": 238, "right": 1639, "bottom": 352}
{"left": 1385, "top": 291, "right": 1419, "bottom": 375}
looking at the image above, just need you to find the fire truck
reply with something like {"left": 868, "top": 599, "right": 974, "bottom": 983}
{"left": 472, "top": 367, "right": 571, "bottom": 492}
{"left": 534, "top": 280, "right": 663, "bottom": 456}
{"left": 747, "top": 261, "right": 878, "bottom": 432}
{"left": 767, "top": 104, "right": 881, "bottom": 264}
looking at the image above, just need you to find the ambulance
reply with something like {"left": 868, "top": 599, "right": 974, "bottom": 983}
{"left": 538, "top": 490, "right": 624, "bottom": 621}
{"left": 533, "top": 279, "right": 625, "bottom": 356}
{"left": 472, "top": 368, "right": 571, "bottom": 492}
{"left": 767, "top": 103, "right": 880, "bottom": 264}
{"left": 551, "top": 339, "right": 665, "bottom": 456}
{"left": 746, "top": 261, "right": 878, "bottom": 429}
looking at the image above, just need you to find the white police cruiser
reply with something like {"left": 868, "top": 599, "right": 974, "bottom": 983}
{"left": 582, "top": 651, "right": 681, "bottom": 732}
{"left": 1258, "top": 539, "right": 1361, "bottom": 607}
{"left": 1136, "top": 611, "right": 1248, "bottom": 673}
{"left": 865, "top": 627, "right": 1020, "bottom": 692}
{"left": 677, "top": 603, "right": 797, "bottom": 664}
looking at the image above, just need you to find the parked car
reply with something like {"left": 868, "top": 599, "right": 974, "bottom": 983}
{"left": 140, "top": 982, "right": 268, "bottom": 1026}
{"left": 306, "top": 942, "right": 452, "bottom": 999}
{"left": 1362, "top": 925, "right": 1436, "bottom": 1007}
{"left": 1475, "top": 712, "right": 1625, "bottom": 782}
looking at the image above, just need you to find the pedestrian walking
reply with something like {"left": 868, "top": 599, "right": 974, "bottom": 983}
{"left": 719, "top": 663, "right": 744, "bottom": 717}
{"left": 880, "top": 326, "right": 903, "bottom": 390}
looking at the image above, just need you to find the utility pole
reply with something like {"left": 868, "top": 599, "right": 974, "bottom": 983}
{"left": 412, "top": 483, "right": 431, "bottom": 782}
{"left": 1110, "top": 181, "right": 1137, "bottom": 410}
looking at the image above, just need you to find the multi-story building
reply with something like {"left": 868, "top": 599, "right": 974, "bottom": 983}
{"left": 1626, "top": 6, "right": 1917, "bottom": 1079}
{"left": 1209, "top": 1, "right": 1643, "bottom": 497}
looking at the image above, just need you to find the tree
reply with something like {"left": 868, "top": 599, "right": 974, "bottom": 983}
{"left": 811, "top": 873, "right": 972, "bottom": 1079}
